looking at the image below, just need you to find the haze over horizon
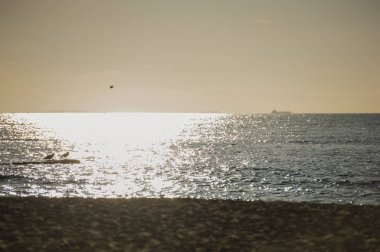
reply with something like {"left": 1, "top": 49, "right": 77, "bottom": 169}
{"left": 1, "top": 0, "right": 379, "bottom": 113}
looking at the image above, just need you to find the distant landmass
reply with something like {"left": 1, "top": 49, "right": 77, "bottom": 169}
{"left": 271, "top": 110, "right": 291, "bottom": 114}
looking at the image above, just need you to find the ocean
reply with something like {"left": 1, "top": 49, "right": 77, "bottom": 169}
{"left": 0, "top": 113, "right": 379, "bottom": 205}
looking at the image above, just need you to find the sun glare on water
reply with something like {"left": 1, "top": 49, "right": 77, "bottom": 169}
{"left": 10, "top": 113, "right": 223, "bottom": 197}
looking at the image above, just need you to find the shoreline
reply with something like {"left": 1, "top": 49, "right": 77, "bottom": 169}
{"left": 1, "top": 197, "right": 379, "bottom": 251}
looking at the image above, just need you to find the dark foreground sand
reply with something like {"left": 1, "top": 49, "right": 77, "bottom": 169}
{"left": 1, "top": 198, "right": 379, "bottom": 251}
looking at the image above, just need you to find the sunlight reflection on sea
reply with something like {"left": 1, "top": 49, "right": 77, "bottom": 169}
{"left": 1, "top": 113, "right": 222, "bottom": 198}
{"left": 0, "top": 113, "right": 379, "bottom": 205}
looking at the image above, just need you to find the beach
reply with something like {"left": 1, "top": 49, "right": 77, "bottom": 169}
{"left": 1, "top": 198, "right": 379, "bottom": 251}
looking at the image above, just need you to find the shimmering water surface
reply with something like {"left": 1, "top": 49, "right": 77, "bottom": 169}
{"left": 1, "top": 113, "right": 379, "bottom": 204}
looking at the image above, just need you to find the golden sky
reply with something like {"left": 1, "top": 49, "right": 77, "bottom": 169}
{"left": 1, "top": 0, "right": 379, "bottom": 113}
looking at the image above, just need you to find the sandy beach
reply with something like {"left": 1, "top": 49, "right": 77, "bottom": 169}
{"left": 1, "top": 197, "right": 379, "bottom": 251}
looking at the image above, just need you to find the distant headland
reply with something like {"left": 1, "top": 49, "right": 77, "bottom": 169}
{"left": 271, "top": 110, "right": 292, "bottom": 114}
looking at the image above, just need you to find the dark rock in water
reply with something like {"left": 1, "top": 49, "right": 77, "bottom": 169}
{"left": 0, "top": 159, "right": 80, "bottom": 166}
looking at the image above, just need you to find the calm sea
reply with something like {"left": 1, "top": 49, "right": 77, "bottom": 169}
{"left": 0, "top": 113, "right": 379, "bottom": 205}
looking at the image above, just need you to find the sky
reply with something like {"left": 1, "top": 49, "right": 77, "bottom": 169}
{"left": 0, "top": 0, "right": 379, "bottom": 113}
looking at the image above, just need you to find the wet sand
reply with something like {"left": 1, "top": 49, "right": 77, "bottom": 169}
{"left": 1, "top": 197, "right": 379, "bottom": 251}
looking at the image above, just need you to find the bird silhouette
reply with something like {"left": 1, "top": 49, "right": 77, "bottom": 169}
{"left": 60, "top": 152, "right": 69, "bottom": 159}
{"left": 43, "top": 154, "right": 55, "bottom": 160}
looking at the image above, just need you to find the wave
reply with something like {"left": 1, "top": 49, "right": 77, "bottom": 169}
{"left": 0, "top": 174, "right": 25, "bottom": 180}
{"left": 0, "top": 138, "right": 41, "bottom": 142}
{"left": 328, "top": 179, "right": 380, "bottom": 188}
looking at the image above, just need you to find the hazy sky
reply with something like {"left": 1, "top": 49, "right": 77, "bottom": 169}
{"left": 1, "top": 0, "right": 379, "bottom": 113}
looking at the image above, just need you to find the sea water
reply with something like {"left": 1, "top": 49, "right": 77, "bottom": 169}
{"left": 0, "top": 113, "right": 379, "bottom": 205}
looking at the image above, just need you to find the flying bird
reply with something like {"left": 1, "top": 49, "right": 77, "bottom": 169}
{"left": 61, "top": 152, "right": 69, "bottom": 158}
{"left": 43, "top": 154, "right": 55, "bottom": 160}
